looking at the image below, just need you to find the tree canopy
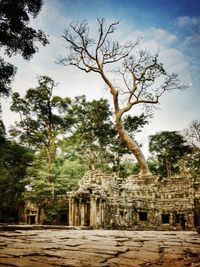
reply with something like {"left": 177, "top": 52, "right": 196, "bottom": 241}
{"left": 0, "top": 0, "right": 48, "bottom": 102}
{"left": 10, "top": 76, "right": 73, "bottom": 172}
{"left": 0, "top": 138, "right": 33, "bottom": 222}
{"left": 149, "top": 131, "right": 191, "bottom": 177}
{"left": 60, "top": 96, "right": 149, "bottom": 175}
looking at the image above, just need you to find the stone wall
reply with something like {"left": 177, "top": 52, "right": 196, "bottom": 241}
{"left": 69, "top": 170, "right": 200, "bottom": 230}
{"left": 24, "top": 170, "right": 200, "bottom": 230}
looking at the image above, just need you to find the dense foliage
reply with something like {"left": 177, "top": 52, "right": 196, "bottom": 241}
{"left": 60, "top": 96, "right": 149, "bottom": 175}
{"left": 0, "top": 136, "right": 33, "bottom": 222}
{"left": 149, "top": 131, "right": 192, "bottom": 177}
{"left": 1, "top": 78, "right": 150, "bottom": 222}
{"left": 0, "top": 0, "right": 48, "bottom": 108}
{"left": 10, "top": 76, "right": 73, "bottom": 170}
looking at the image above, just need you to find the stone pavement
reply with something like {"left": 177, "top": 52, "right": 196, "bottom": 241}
{"left": 0, "top": 228, "right": 200, "bottom": 267}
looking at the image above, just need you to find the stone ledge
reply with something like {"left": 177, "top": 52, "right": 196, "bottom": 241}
{"left": 0, "top": 224, "right": 90, "bottom": 231}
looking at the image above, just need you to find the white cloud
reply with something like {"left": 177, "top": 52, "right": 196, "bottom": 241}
{"left": 123, "top": 28, "right": 191, "bottom": 85}
{"left": 176, "top": 16, "right": 200, "bottom": 27}
{"left": 159, "top": 48, "right": 191, "bottom": 81}
{"left": 183, "top": 34, "right": 200, "bottom": 47}
{"left": 144, "top": 28, "right": 177, "bottom": 45}
{"left": 29, "top": 0, "right": 70, "bottom": 34}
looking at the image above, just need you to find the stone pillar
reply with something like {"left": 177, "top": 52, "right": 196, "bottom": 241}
{"left": 99, "top": 199, "right": 102, "bottom": 226}
{"left": 80, "top": 202, "right": 85, "bottom": 226}
{"left": 170, "top": 212, "right": 173, "bottom": 226}
{"left": 187, "top": 212, "right": 193, "bottom": 230}
{"left": 90, "top": 196, "right": 97, "bottom": 227}
{"left": 69, "top": 198, "right": 72, "bottom": 226}
{"left": 101, "top": 201, "right": 105, "bottom": 227}
{"left": 69, "top": 198, "right": 75, "bottom": 226}
{"left": 75, "top": 201, "right": 81, "bottom": 226}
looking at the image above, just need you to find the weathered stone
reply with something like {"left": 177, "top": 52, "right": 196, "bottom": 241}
{"left": 106, "top": 257, "right": 141, "bottom": 267}
{"left": 162, "top": 247, "right": 186, "bottom": 260}
{"left": 120, "top": 250, "right": 161, "bottom": 262}
{"left": 65, "top": 171, "right": 200, "bottom": 231}
{"left": 141, "top": 241, "right": 162, "bottom": 252}
{"left": 0, "top": 257, "right": 53, "bottom": 267}
{"left": 27, "top": 256, "right": 83, "bottom": 267}
{"left": 123, "top": 240, "right": 143, "bottom": 249}
{"left": 78, "top": 244, "right": 128, "bottom": 254}
{"left": 0, "top": 248, "right": 42, "bottom": 257}
{"left": 163, "top": 241, "right": 182, "bottom": 246}
{"left": 0, "top": 229, "right": 200, "bottom": 267}
{"left": 19, "top": 168, "right": 200, "bottom": 232}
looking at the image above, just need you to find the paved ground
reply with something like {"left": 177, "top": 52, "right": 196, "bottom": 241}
{"left": 0, "top": 228, "right": 200, "bottom": 267}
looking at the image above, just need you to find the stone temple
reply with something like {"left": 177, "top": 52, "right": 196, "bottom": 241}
{"left": 25, "top": 170, "right": 200, "bottom": 231}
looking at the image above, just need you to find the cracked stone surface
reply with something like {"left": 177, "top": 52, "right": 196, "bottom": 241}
{"left": 0, "top": 229, "right": 200, "bottom": 266}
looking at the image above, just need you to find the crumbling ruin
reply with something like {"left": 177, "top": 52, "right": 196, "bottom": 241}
{"left": 66, "top": 171, "right": 200, "bottom": 230}
{"left": 23, "top": 170, "right": 200, "bottom": 230}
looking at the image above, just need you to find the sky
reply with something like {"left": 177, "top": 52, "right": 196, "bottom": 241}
{"left": 1, "top": 0, "right": 200, "bottom": 156}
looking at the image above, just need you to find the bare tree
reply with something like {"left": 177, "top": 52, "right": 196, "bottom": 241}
{"left": 183, "top": 120, "right": 200, "bottom": 149}
{"left": 59, "top": 18, "right": 185, "bottom": 176}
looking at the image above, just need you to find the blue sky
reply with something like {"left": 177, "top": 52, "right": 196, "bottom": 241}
{"left": 2, "top": 0, "right": 200, "bottom": 155}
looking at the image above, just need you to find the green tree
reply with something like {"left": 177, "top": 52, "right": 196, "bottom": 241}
{"left": 23, "top": 156, "right": 54, "bottom": 223}
{"left": 0, "top": 119, "right": 6, "bottom": 141}
{"left": 62, "top": 96, "right": 114, "bottom": 170}
{"left": 61, "top": 96, "right": 149, "bottom": 176}
{"left": 10, "top": 76, "right": 74, "bottom": 221}
{"left": 10, "top": 76, "right": 72, "bottom": 174}
{"left": 0, "top": 58, "right": 15, "bottom": 102}
{"left": 59, "top": 18, "right": 185, "bottom": 176}
{"left": 53, "top": 157, "right": 87, "bottom": 193}
{"left": 149, "top": 131, "right": 191, "bottom": 177}
{"left": 0, "top": 138, "right": 33, "bottom": 222}
{"left": 24, "top": 155, "right": 87, "bottom": 224}
{"left": 0, "top": 0, "right": 48, "bottom": 100}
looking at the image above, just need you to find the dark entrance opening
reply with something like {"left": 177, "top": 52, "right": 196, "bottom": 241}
{"left": 28, "top": 215, "right": 36, "bottom": 225}
{"left": 175, "top": 214, "right": 181, "bottom": 224}
{"left": 194, "top": 212, "right": 200, "bottom": 227}
{"left": 139, "top": 212, "right": 148, "bottom": 221}
{"left": 84, "top": 203, "right": 90, "bottom": 226}
{"left": 59, "top": 210, "right": 69, "bottom": 225}
{"left": 180, "top": 214, "right": 186, "bottom": 230}
{"left": 162, "top": 214, "right": 170, "bottom": 224}
{"left": 194, "top": 198, "right": 200, "bottom": 227}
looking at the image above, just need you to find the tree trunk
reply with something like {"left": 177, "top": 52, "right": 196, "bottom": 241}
{"left": 46, "top": 138, "right": 56, "bottom": 183}
{"left": 88, "top": 130, "right": 95, "bottom": 170}
{"left": 89, "top": 145, "right": 95, "bottom": 170}
{"left": 101, "top": 70, "right": 151, "bottom": 176}
{"left": 115, "top": 117, "right": 150, "bottom": 176}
